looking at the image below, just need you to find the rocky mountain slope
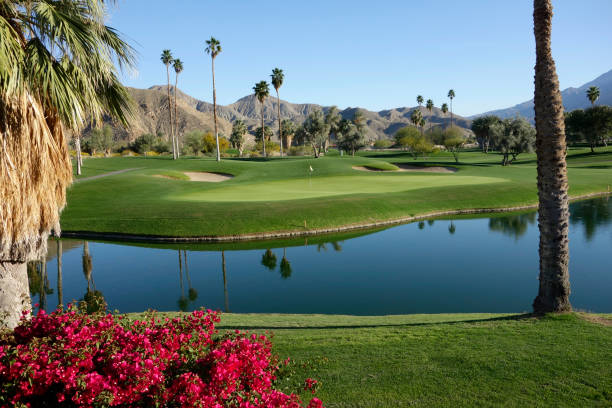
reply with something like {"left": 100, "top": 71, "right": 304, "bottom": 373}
{"left": 92, "top": 85, "right": 473, "bottom": 143}
{"left": 473, "top": 69, "right": 612, "bottom": 121}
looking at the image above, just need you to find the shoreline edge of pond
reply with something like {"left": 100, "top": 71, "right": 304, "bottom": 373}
{"left": 60, "top": 191, "right": 612, "bottom": 244}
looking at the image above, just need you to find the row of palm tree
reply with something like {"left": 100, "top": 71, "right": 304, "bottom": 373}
{"left": 160, "top": 50, "right": 183, "bottom": 159}
{"left": 253, "top": 68, "right": 286, "bottom": 158}
{"left": 411, "top": 91, "right": 454, "bottom": 134}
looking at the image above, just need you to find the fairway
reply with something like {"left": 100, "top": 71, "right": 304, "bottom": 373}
{"left": 176, "top": 174, "right": 506, "bottom": 202}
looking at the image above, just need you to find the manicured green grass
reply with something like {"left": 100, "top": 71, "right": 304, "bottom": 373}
{"left": 61, "top": 147, "right": 612, "bottom": 237}
{"left": 129, "top": 312, "right": 612, "bottom": 407}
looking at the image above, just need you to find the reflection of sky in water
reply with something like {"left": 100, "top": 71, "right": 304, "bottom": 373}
{"left": 34, "top": 197, "right": 612, "bottom": 315}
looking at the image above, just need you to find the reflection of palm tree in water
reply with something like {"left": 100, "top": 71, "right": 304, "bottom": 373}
{"left": 81, "top": 242, "right": 105, "bottom": 314}
{"left": 222, "top": 250, "right": 229, "bottom": 312}
{"left": 261, "top": 249, "right": 277, "bottom": 270}
{"left": 280, "top": 248, "right": 292, "bottom": 279}
{"left": 448, "top": 221, "right": 456, "bottom": 235}
{"left": 57, "top": 239, "right": 63, "bottom": 308}
{"left": 178, "top": 250, "right": 198, "bottom": 312}
{"left": 27, "top": 260, "right": 53, "bottom": 313}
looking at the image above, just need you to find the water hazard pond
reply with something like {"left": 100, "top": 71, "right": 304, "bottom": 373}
{"left": 33, "top": 197, "right": 612, "bottom": 315}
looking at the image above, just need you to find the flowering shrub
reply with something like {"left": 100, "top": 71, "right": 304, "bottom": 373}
{"left": 0, "top": 308, "right": 323, "bottom": 408}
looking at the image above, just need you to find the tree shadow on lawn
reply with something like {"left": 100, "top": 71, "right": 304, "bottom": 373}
{"left": 216, "top": 313, "right": 534, "bottom": 331}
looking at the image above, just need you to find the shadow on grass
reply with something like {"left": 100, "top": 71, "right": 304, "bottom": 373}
{"left": 216, "top": 313, "right": 534, "bottom": 331}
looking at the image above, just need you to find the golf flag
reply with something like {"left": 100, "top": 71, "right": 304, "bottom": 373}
{"left": 309, "top": 165, "right": 314, "bottom": 172}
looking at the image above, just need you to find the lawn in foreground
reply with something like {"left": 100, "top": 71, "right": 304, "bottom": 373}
{"left": 129, "top": 312, "right": 612, "bottom": 407}
{"left": 61, "top": 147, "right": 612, "bottom": 237}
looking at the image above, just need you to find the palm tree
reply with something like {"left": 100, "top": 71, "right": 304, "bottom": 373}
{"left": 205, "top": 37, "right": 222, "bottom": 162}
{"left": 173, "top": 59, "right": 184, "bottom": 157}
{"left": 410, "top": 109, "right": 423, "bottom": 130}
{"left": 230, "top": 119, "right": 247, "bottom": 157}
{"left": 0, "top": 0, "right": 134, "bottom": 329}
{"left": 586, "top": 86, "right": 600, "bottom": 106}
{"left": 253, "top": 81, "right": 270, "bottom": 157}
{"left": 161, "top": 50, "right": 175, "bottom": 159}
{"left": 441, "top": 103, "right": 449, "bottom": 117}
{"left": 325, "top": 106, "right": 341, "bottom": 152}
{"left": 419, "top": 117, "right": 426, "bottom": 136}
{"left": 271, "top": 68, "right": 285, "bottom": 157}
{"left": 532, "top": 0, "right": 571, "bottom": 313}
{"left": 416, "top": 95, "right": 424, "bottom": 107}
{"left": 426, "top": 99, "right": 434, "bottom": 131}
{"left": 448, "top": 89, "right": 456, "bottom": 127}
{"left": 281, "top": 119, "right": 296, "bottom": 150}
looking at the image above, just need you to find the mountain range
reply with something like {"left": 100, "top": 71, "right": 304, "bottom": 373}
{"left": 92, "top": 68, "right": 610, "bottom": 144}
{"left": 472, "top": 69, "right": 612, "bottom": 121}
{"left": 93, "top": 85, "right": 472, "bottom": 143}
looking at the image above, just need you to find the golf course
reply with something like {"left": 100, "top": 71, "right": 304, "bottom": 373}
{"left": 62, "top": 147, "right": 612, "bottom": 238}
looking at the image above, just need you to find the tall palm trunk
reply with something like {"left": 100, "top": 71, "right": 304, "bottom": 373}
{"left": 75, "top": 135, "right": 82, "bottom": 175}
{"left": 212, "top": 58, "right": 220, "bottom": 162}
{"left": 0, "top": 262, "right": 30, "bottom": 329}
{"left": 166, "top": 65, "right": 175, "bottom": 160}
{"left": 532, "top": 0, "right": 571, "bottom": 313}
{"left": 450, "top": 100, "right": 453, "bottom": 127}
{"left": 261, "top": 103, "right": 266, "bottom": 157}
{"left": 174, "top": 74, "right": 180, "bottom": 158}
{"left": 57, "top": 239, "right": 63, "bottom": 307}
{"left": 222, "top": 250, "right": 229, "bottom": 313}
{"left": 277, "top": 90, "right": 283, "bottom": 157}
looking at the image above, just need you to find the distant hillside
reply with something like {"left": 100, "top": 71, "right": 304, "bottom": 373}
{"left": 473, "top": 69, "right": 612, "bottom": 121}
{"left": 89, "top": 86, "right": 474, "bottom": 144}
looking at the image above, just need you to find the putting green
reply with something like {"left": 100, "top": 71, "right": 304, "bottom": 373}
{"left": 175, "top": 174, "right": 507, "bottom": 202}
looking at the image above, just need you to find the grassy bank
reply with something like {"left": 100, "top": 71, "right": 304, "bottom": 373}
{"left": 129, "top": 312, "right": 612, "bottom": 407}
{"left": 61, "top": 147, "right": 612, "bottom": 238}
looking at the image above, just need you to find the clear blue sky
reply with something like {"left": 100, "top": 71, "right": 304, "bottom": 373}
{"left": 108, "top": 0, "right": 612, "bottom": 116}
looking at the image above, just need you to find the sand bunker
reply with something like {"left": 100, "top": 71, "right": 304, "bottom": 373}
{"left": 352, "top": 166, "right": 393, "bottom": 172}
{"left": 352, "top": 165, "right": 457, "bottom": 173}
{"left": 395, "top": 164, "right": 457, "bottom": 173}
{"left": 184, "top": 172, "right": 234, "bottom": 182}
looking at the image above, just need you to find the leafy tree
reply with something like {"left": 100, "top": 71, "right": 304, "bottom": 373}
{"left": 129, "top": 133, "right": 169, "bottom": 154}
{"left": 160, "top": 50, "right": 176, "bottom": 159}
{"left": 183, "top": 130, "right": 206, "bottom": 155}
{"left": 255, "top": 126, "right": 273, "bottom": 143}
{"left": 281, "top": 119, "right": 296, "bottom": 149}
{"left": 271, "top": 68, "right": 285, "bottom": 156}
{"left": 491, "top": 117, "right": 536, "bottom": 165}
{"left": 302, "top": 110, "right": 330, "bottom": 158}
{"left": 205, "top": 37, "right": 222, "bottom": 161}
{"left": 471, "top": 115, "right": 501, "bottom": 153}
{"left": 442, "top": 127, "right": 464, "bottom": 163}
{"left": 395, "top": 127, "right": 432, "bottom": 159}
{"left": 230, "top": 120, "right": 247, "bottom": 156}
{"left": 84, "top": 125, "right": 114, "bottom": 155}
{"left": 337, "top": 111, "right": 367, "bottom": 156}
{"left": 325, "top": 106, "right": 342, "bottom": 152}
{"left": 586, "top": 86, "right": 600, "bottom": 106}
{"left": 202, "top": 132, "right": 229, "bottom": 154}
{"left": 565, "top": 106, "right": 612, "bottom": 152}
{"left": 447, "top": 89, "right": 456, "bottom": 127}
{"left": 532, "top": 0, "right": 571, "bottom": 313}
{"left": 253, "top": 80, "right": 270, "bottom": 157}
{"left": 416, "top": 95, "right": 424, "bottom": 106}
{"left": 173, "top": 58, "right": 184, "bottom": 158}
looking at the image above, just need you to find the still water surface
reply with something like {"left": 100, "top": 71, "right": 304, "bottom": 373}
{"left": 32, "top": 197, "right": 612, "bottom": 315}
